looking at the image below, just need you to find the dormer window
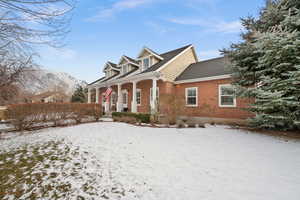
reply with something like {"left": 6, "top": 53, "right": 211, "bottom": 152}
{"left": 122, "top": 64, "right": 128, "bottom": 74}
{"left": 142, "top": 57, "right": 150, "bottom": 70}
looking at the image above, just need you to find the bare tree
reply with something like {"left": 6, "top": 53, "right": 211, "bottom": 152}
{"left": 0, "top": 0, "right": 75, "bottom": 105}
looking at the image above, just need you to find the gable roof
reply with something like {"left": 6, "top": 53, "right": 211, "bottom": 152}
{"left": 103, "top": 61, "right": 120, "bottom": 72}
{"left": 137, "top": 47, "right": 164, "bottom": 60}
{"left": 175, "top": 57, "right": 231, "bottom": 81}
{"left": 123, "top": 55, "right": 139, "bottom": 66}
{"left": 119, "top": 55, "right": 139, "bottom": 66}
{"left": 107, "top": 61, "right": 119, "bottom": 69}
{"left": 142, "top": 44, "right": 192, "bottom": 73}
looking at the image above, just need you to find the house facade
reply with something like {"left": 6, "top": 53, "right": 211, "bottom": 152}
{"left": 87, "top": 44, "right": 252, "bottom": 119}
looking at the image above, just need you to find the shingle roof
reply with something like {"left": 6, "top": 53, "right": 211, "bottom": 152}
{"left": 124, "top": 56, "right": 139, "bottom": 65}
{"left": 107, "top": 61, "right": 119, "bottom": 69}
{"left": 142, "top": 44, "right": 192, "bottom": 73}
{"left": 88, "top": 77, "right": 106, "bottom": 85}
{"left": 175, "top": 57, "right": 231, "bottom": 81}
{"left": 117, "top": 68, "right": 139, "bottom": 79}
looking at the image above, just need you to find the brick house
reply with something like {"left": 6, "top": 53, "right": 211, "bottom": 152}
{"left": 87, "top": 44, "right": 252, "bottom": 119}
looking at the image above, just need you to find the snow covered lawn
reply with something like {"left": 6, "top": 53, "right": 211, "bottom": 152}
{"left": 1, "top": 122, "right": 300, "bottom": 200}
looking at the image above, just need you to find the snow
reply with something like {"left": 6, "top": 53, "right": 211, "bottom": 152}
{"left": 1, "top": 123, "right": 300, "bottom": 199}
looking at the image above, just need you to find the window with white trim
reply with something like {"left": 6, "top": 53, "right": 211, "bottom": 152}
{"left": 110, "top": 92, "right": 117, "bottom": 106}
{"left": 122, "top": 64, "right": 128, "bottom": 74}
{"left": 219, "top": 84, "right": 236, "bottom": 107}
{"left": 122, "top": 90, "right": 128, "bottom": 105}
{"left": 136, "top": 89, "right": 141, "bottom": 105}
{"left": 185, "top": 87, "right": 198, "bottom": 106}
{"left": 142, "top": 57, "right": 150, "bottom": 70}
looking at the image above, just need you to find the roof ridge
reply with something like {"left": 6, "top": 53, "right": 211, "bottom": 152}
{"left": 160, "top": 44, "right": 192, "bottom": 56}
{"left": 195, "top": 56, "right": 225, "bottom": 65}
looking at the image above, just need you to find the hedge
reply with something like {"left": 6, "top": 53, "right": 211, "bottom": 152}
{"left": 5, "top": 103, "right": 102, "bottom": 131}
{"left": 112, "top": 112, "right": 151, "bottom": 123}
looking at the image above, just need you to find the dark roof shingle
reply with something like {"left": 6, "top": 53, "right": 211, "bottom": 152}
{"left": 175, "top": 57, "right": 231, "bottom": 81}
{"left": 142, "top": 44, "right": 192, "bottom": 73}
{"left": 124, "top": 56, "right": 139, "bottom": 65}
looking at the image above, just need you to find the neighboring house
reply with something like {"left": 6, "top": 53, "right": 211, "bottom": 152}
{"left": 87, "top": 44, "right": 252, "bottom": 119}
{"left": 30, "top": 91, "right": 69, "bottom": 103}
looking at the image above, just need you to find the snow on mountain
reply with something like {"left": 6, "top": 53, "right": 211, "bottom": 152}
{"left": 24, "top": 69, "right": 87, "bottom": 95}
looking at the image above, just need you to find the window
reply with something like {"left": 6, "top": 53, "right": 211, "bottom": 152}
{"left": 122, "top": 90, "right": 128, "bottom": 106}
{"left": 142, "top": 57, "right": 150, "bottom": 69}
{"left": 110, "top": 92, "right": 117, "bottom": 105}
{"left": 122, "top": 64, "right": 128, "bottom": 74}
{"left": 185, "top": 87, "right": 198, "bottom": 106}
{"left": 219, "top": 84, "right": 236, "bottom": 107}
{"left": 136, "top": 89, "right": 141, "bottom": 105}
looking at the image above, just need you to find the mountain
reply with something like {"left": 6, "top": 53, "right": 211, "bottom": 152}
{"left": 23, "top": 69, "right": 87, "bottom": 95}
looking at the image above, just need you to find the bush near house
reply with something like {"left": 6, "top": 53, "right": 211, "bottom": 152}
{"left": 112, "top": 112, "right": 151, "bottom": 123}
{"left": 5, "top": 103, "right": 102, "bottom": 131}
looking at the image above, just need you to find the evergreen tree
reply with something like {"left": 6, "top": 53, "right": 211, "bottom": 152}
{"left": 223, "top": 0, "right": 300, "bottom": 130}
{"left": 71, "top": 85, "right": 86, "bottom": 103}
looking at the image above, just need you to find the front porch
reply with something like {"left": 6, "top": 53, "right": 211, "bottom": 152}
{"left": 87, "top": 73, "right": 164, "bottom": 114}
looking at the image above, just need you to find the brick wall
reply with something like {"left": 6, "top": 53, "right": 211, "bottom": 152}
{"left": 174, "top": 78, "right": 253, "bottom": 119}
{"left": 96, "top": 78, "right": 253, "bottom": 119}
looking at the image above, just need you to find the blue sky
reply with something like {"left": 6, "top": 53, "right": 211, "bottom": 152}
{"left": 37, "top": 0, "right": 265, "bottom": 83}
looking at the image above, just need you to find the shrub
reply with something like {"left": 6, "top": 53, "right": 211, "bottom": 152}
{"left": 5, "top": 103, "right": 102, "bottom": 131}
{"left": 112, "top": 112, "right": 151, "bottom": 123}
{"left": 159, "top": 94, "right": 185, "bottom": 125}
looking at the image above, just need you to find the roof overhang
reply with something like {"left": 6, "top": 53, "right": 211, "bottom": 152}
{"left": 175, "top": 74, "right": 231, "bottom": 84}
{"left": 103, "top": 62, "right": 120, "bottom": 72}
{"left": 137, "top": 47, "right": 164, "bottom": 60}
{"left": 118, "top": 56, "right": 139, "bottom": 67}
{"left": 91, "top": 71, "right": 161, "bottom": 88}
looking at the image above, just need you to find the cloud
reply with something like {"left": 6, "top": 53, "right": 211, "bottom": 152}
{"left": 145, "top": 21, "right": 170, "bottom": 34}
{"left": 167, "top": 18, "right": 244, "bottom": 34}
{"left": 86, "top": 0, "right": 153, "bottom": 22}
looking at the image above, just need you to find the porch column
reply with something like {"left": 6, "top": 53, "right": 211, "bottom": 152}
{"left": 151, "top": 78, "right": 157, "bottom": 113}
{"left": 87, "top": 88, "right": 92, "bottom": 103}
{"left": 104, "top": 86, "right": 110, "bottom": 112}
{"left": 117, "top": 83, "right": 123, "bottom": 112}
{"left": 95, "top": 87, "right": 99, "bottom": 104}
{"left": 131, "top": 81, "right": 137, "bottom": 113}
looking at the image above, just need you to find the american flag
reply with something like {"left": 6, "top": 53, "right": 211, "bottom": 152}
{"left": 104, "top": 87, "right": 112, "bottom": 100}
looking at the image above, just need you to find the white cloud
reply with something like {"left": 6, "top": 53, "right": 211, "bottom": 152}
{"left": 86, "top": 0, "right": 153, "bottom": 21}
{"left": 167, "top": 18, "right": 244, "bottom": 34}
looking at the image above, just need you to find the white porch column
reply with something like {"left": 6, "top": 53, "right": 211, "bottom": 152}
{"left": 151, "top": 78, "right": 157, "bottom": 113}
{"left": 104, "top": 98, "right": 109, "bottom": 112}
{"left": 87, "top": 88, "right": 92, "bottom": 103}
{"left": 131, "top": 81, "right": 137, "bottom": 113}
{"left": 116, "top": 83, "right": 123, "bottom": 112}
{"left": 95, "top": 87, "right": 99, "bottom": 104}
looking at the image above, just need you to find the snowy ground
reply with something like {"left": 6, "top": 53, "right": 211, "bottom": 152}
{"left": 0, "top": 122, "right": 300, "bottom": 200}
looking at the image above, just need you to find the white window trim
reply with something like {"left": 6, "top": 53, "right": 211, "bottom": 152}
{"left": 185, "top": 87, "right": 198, "bottom": 107}
{"left": 110, "top": 91, "right": 117, "bottom": 106}
{"left": 121, "top": 64, "right": 128, "bottom": 75}
{"left": 136, "top": 89, "right": 141, "bottom": 106}
{"left": 218, "top": 84, "right": 236, "bottom": 108}
{"left": 140, "top": 56, "right": 151, "bottom": 71}
{"left": 122, "top": 90, "right": 128, "bottom": 108}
